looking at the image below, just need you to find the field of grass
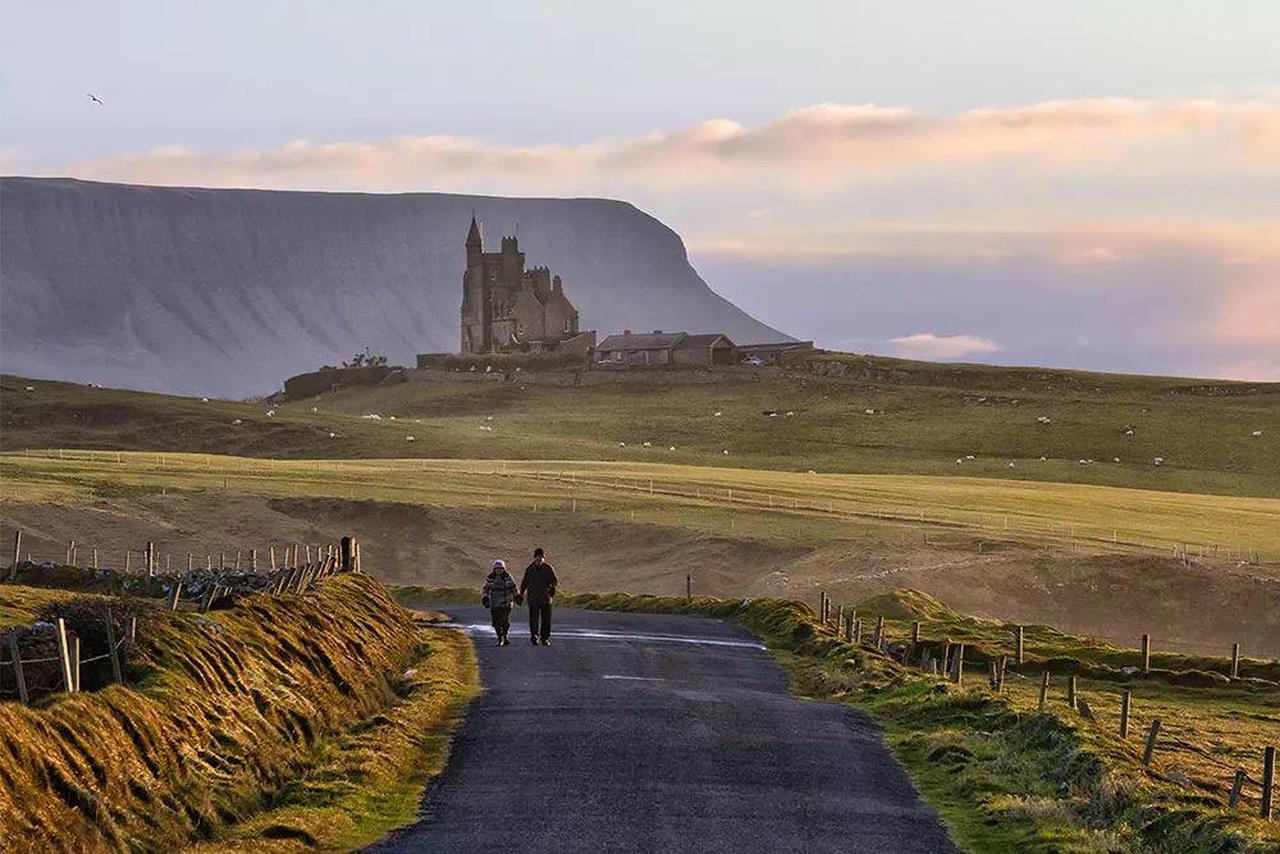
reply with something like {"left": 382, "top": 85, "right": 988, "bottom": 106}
{"left": 5, "top": 368, "right": 1278, "bottom": 498}
{"left": 4, "top": 450, "right": 1279, "bottom": 565}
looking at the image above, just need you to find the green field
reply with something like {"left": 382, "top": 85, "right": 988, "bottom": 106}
{"left": 4, "top": 450, "right": 1279, "bottom": 563}
{"left": 4, "top": 366, "right": 1278, "bottom": 498}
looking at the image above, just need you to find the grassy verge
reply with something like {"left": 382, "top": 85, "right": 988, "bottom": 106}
{"left": 0, "top": 576, "right": 480, "bottom": 850}
{"left": 394, "top": 585, "right": 1280, "bottom": 853}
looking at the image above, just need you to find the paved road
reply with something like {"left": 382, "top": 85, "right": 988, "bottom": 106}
{"left": 370, "top": 605, "right": 957, "bottom": 853}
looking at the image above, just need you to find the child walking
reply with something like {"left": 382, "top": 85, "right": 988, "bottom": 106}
{"left": 482, "top": 559, "right": 517, "bottom": 646}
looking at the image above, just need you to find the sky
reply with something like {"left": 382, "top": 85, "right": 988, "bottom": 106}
{"left": 3, "top": 1, "right": 1279, "bottom": 379}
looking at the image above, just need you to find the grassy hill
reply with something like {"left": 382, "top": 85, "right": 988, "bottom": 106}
{"left": 4, "top": 360, "right": 1278, "bottom": 498}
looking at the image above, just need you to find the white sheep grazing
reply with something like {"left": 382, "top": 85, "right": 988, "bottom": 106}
{"left": 1037, "top": 415, "right": 1051, "bottom": 424}
{"left": 389, "top": 415, "right": 397, "bottom": 420}
{"left": 785, "top": 411, "right": 795, "bottom": 417}
{"left": 1113, "top": 457, "right": 1121, "bottom": 463}
{"left": 714, "top": 411, "right": 723, "bottom": 417}
{"left": 643, "top": 441, "right": 652, "bottom": 447}
{"left": 723, "top": 450, "right": 730, "bottom": 455}
{"left": 406, "top": 436, "right": 416, "bottom": 442}
{"left": 1008, "top": 462, "right": 1016, "bottom": 468}
{"left": 1153, "top": 457, "right": 1164, "bottom": 467}
{"left": 1040, "top": 456, "right": 1047, "bottom": 461}
{"left": 619, "top": 441, "right": 627, "bottom": 447}
{"left": 668, "top": 446, "right": 676, "bottom": 451}
{"left": 1252, "top": 430, "right": 1264, "bottom": 437}
{"left": 1124, "top": 428, "right": 1135, "bottom": 436}
{"left": 232, "top": 419, "right": 243, "bottom": 425}
{"left": 864, "top": 408, "right": 875, "bottom": 415}
{"left": 265, "top": 409, "right": 275, "bottom": 417}
{"left": 200, "top": 397, "right": 209, "bottom": 403}
{"left": 329, "top": 432, "right": 337, "bottom": 439}
{"left": 311, "top": 406, "right": 318, "bottom": 413}
{"left": 486, "top": 415, "right": 495, "bottom": 421}
{"left": 955, "top": 458, "right": 964, "bottom": 464}
{"left": 965, "top": 454, "right": 975, "bottom": 460}
{"left": 24, "top": 386, "right": 35, "bottom": 392}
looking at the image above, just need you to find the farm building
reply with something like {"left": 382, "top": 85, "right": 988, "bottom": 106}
{"left": 737, "top": 340, "right": 817, "bottom": 365}
{"left": 597, "top": 330, "right": 737, "bottom": 367}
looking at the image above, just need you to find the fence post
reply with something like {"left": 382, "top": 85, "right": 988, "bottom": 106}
{"left": 92, "top": 548, "right": 98, "bottom": 569}
{"left": 953, "top": 643, "right": 965, "bottom": 685}
{"left": 844, "top": 613, "right": 854, "bottom": 643}
{"left": 1038, "top": 671, "right": 1049, "bottom": 712}
{"left": 1015, "top": 626, "right": 1025, "bottom": 665}
{"left": 250, "top": 548, "right": 258, "bottom": 572}
{"left": 1141, "top": 634, "right": 1151, "bottom": 673}
{"left": 1120, "top": 690, "right": 1131, "bottom": 739}
{"left": 146, "top": 541, "right": 156, "bottom": 577}
{"left": 55, "top": 618, "right": 74, "bottom": 692}
{"left": 8, "top": 631, "right": 28, "bottom": 705}
{"left": 1142, "top": 719, "right": 1161, "bottom": 766}
{"left": 1229, "top": 769, "right": 1245, "bottom": 809}
{"left": 105, "top": 615, "right": 124, "bottom": 685}
{"left": 340, "top": 537, "right": 353, "bottom": 571}
{"left": 873, "top": 616, "right": 885, "bottom": 648}
{"left": 270, "top": 546, "right": 277, "bottom": 571}
{"left": 836, "top": 605, "right": 844, "bottom": 634}
{"left": 168, "top": 580, "right": 182, "bottom": 611}
{"left": 71, "top": 635, "right": 81, "bottom": 692}
{"left": 686, "top": 574, "right": 692, "bottom": 601}
{"left": 125, "top": 551, "right": 131, "bottom": 572}
{"left": 1264, "top": 746, "right": 1275, "bottom": 821}
{"left": 1231, "top": 643, "right": 1240, "bottom": 679}
{"left": 7, "top": 530, "right": 19, "bottom": 581}
{"left": 354, "top": 541, "right": 362, "bottom": 572}
{"left": 187, "top": 553, "right": 193, "bottom": 572}
{"left": 1068, "top": 675, "right": 1077, "bottom": 709}
{"left": 996, "top": 655, "right": 1006, "bottom": 693}
{"left": 853, "top": 618, "right": 862, "bottom": 644}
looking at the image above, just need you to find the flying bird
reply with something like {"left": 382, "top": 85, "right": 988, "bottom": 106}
{"left": 87, "top": 93, "right": 104, "bottom": 106}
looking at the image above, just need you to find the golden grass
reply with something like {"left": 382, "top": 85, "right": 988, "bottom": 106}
{"left": 0, "top": 575, "right": 474, "bottom": 850}
{"left": 4, "top": 450, "right": 1279, "bottom": 563}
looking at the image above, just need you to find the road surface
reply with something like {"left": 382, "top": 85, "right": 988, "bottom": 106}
{"left": 369, "top": 605, "right": 957, "bottom": 853}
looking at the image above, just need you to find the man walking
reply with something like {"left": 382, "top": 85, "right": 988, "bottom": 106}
{"left": 518, "top": 547, "right": 558, "bottom": 645}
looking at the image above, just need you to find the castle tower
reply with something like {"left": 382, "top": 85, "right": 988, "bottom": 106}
{"left": 466, "top": 213, "right": 483, "bottom": 266}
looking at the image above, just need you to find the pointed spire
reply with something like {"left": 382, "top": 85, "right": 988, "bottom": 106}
{"left": 466, "top": 212, "right": 482, "bottom": 250}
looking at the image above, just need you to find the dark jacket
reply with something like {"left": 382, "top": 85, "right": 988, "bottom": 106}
{"left": 482, "top": 569, "right": 517, "bottom": 609}
{"left": 519, "top": 561, "right": 558, "bottom": 604}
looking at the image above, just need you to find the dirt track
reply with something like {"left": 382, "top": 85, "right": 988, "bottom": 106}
{"left": 3, "top": 493, "right": 1276, "bottom": 656}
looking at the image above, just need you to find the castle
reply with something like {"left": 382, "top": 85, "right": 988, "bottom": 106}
{"left": 459, "top": 215, "right": 595, "bottom": 356}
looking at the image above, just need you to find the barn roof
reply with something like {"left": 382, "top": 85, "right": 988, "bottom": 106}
{"left": 597, "top": 331, "right": 688, "bottom": 351}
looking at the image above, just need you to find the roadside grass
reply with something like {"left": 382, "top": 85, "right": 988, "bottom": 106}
{"left": 4, "top": 450, "right": 1279, "bottom": 563}
{"left": 4, "top": 370, "right": 1278, "bottom": 498}
{"left": 192, "top": 621, "right": 479, "bottom": 852}
{"left": 396, "top": 585, "right": 1280, "bottom": 853}
{"left": 0, "top": 575, "right": 480, "bottom": 850}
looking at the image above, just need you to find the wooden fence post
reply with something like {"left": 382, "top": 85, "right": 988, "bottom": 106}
{"left": 250, "top": 548, "right": 258, "bottom": 572}
{"left": 1015, "top": 626, "right": 1025, "bottom": 665}
{"left": 1228, "top": 769, "right": 1245, "bottom": 809}
{"left": 7, "top": 530, "right": 19, "bottom": 581}
{"left": 911, "top": 620, "right": 921, "bottom": 650}
{"left": 1120, "top": 690, "right": 1131, "bottom": 739}
{"left": 1142, "top": 719, "right": 1162, "bottom": 766}
{"left": 1264, "top": 746, "right": 1275, "bottom": 821}
{"left": 235, "top": 550, "right": 242, "bottom": 570}
{"left": 220, "top": 551, "right": 226, "bottom": 570}
{"left": 1141, "top": 634, "right": 1151, "bottom": 673}
{"left": 67, "top": 540, "right": 76, "bottom": 566}
{"left": 1068, "top": 675, "right": 1077, "bottom": 709}
{"left": 844, "top": 613, "right": 855, "bottom": 643}
{"left": 686, "top": 574, "right": 692, "bottom": 601}
{"left": 1038, "top": 671, "right": 1049, "bottom": 712}
{"left": 105, "top": 616, "right": 124, "bottom": 685}
{"left": 92, "top": 548, "right": 98, "bottom": 569}
{"left": 55, "top": 618, "right": 74, "bottom": 692}
{"left": 1231, "top": 643, "right": 1240, "bottom": 679}
{"left": 270, "top": 546, "right": 277, "bottom": 571}
{"left": 146, "top": 541, "right": 155, "bottom": 577}
{"left": 354, "top": 541, "right": 362, "bottom": 572}
{"left": 187, "top": 554, "right": 193, "bottom": 572}
{"left": 953, "top": 643, "right": 965, "bottom": 685}
{"left": 836, "top": 605, "right": 844, "bottom": 634}
{"left": 996, "top": 655, "right": 1006, "bottom": 693}
{"left": 8, "top": 631, "right": 28, "bottom": 705}
{"left": 125, "top": 550, "right": 131, "bottom": 572}
{"left": 340, "top": 537, "right": 353, "bottom": 571}
{"left": 168, "top": 581, "right": 182, "bottom": 611}
{"left": 71, "top": 635, "right": 81, "bottom": 692}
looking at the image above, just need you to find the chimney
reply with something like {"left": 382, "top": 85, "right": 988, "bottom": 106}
{"left": 623, "top": 329, "right": 631, "bottom": 336}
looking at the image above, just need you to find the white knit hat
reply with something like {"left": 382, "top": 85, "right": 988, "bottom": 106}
{"left": 492, "top": 559, "right": 506, "bottom": 570}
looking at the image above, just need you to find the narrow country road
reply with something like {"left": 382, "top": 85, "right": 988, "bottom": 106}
{"left": 369, "top": 605, "right": 958, "bottom": 853}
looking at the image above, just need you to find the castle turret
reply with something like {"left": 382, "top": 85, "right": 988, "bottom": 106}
{"left": 466, "top": 214, "right": 483, "bottom": 265}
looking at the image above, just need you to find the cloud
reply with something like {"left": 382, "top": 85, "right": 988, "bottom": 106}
{"left": 45, "top": 97, "right": 1280, "bottom": 196}
{"left": 887, "top": 333, "right": 1003, "bottom": 360}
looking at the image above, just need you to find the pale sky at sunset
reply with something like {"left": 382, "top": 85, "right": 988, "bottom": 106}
{"left": 4, "top": 1, "right": 1279, "bottom": 379}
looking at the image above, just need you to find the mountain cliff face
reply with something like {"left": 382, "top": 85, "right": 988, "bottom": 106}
{"left": 0, "top": 178, "right": 788, "bottom": 397}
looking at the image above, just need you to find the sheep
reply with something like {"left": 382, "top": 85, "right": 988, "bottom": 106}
{"left": 1153, "top": 457, "right": 1164, "bottom": 467}
{"left": 24, "top": 386, "right": 35, "bottom": 392}
{"left": 1036, "top": 415, "right": 1051, "bottom": 424}
{"left": 643, "top": 441, "right": 652, "bottom": 447}
{"left": 406, "top": 436, "right": 416, "bottom": 442}
{"left": 486, "top": 415, "right": 495, "bottom": 421}
{"left": 232, "top": 419, "right": 243, "bottom": 425}
{"left": 1252, "top": 430, "right": 1264, "bottom": 437}
{"left": 864, "top": 408, "right": 875, "bottom": 415}
{"left": 723, "top": 450, "right": 730, "bottom": 455}
{"left": 311, "top": 406, "right": 318, "bottom": 413}
{"left": 1008, "top": 462, "right": 1016, "bottom": 468}
{"left": 714, "top": 411, "right": 723, "bottom": 417}
{"left": 265, "top": 409, "right": 276, "bottom": 417}
{"left": 329, "top": 432, "right": 337, "bottom": 439}
{"left": 668, "top": 446, "right": 676, "bottom": 451}
{"left": 955, "top": 458, "right": 964, "bottom": 464}
{"left": 965, "top": 454, "right": 975, "bottom": 460}
{"left": 361, "top": 414, "right": 381, "bottom": 420}
{"left": 619, "top": 442, "right": 627, "bottom": 447}
{"left": 389, "top": 416, "right": 397, "bottom": 421}
{"left": 785, "top": 411, "right": 795, "bottom": 417}
{"left": 1113, "top": 457, "right": 1121, "bottom": 463}
{"left": 200, "top": 397, "right": 209, "bottom": 403}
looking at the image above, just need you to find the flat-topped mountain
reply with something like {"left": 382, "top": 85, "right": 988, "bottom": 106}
{"left": 0, "top": 177, "right": 788, "bottom": 397}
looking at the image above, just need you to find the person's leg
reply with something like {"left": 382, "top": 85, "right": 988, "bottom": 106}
{"left": 490, "top": 607, "right": 503, "bottom": 643}
{"left": 539, "top": 602, "right": 552, "bottom": 643}
{"left": 498, "top": 606, "right": 511, "bottom": 642}
{"left": 528, "top": 601, "right": 541, "bottom": 643}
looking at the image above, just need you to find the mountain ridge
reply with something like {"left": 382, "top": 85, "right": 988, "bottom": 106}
{"left": 0, "top": 177, "right": 789, "bottom": 396}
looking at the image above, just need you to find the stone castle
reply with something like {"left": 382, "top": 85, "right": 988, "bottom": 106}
{"left": 459, "top": 215, "right": 594, "bottom": 356}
